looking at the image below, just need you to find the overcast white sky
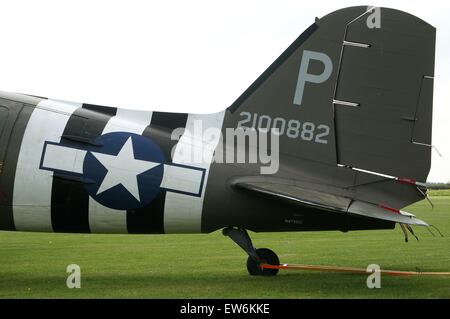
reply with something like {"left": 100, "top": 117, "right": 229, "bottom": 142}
{"left": 0, "top": 0, "right": 448, "bottom": 182}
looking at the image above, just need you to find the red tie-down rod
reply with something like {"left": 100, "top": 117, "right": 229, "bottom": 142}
{"left": 260, "top": 263, "right": 450, "bottom": 276}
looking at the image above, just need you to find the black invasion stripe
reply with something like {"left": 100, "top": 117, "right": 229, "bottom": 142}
{"left": 50, "top": 104, "right": 117, "bottom": 233}
{"left": 126, "top": 111, "right": 188, "bottom": 234}
{"left": 0, "top": 100, "right": 37, "bottom": 231}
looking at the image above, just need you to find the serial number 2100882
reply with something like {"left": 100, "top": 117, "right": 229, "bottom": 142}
{"left": 237, "top": 112, "right": 330, "bottom": 144}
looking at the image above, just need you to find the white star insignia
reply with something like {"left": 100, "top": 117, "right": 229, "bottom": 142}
{"left": 91, "top": 137, "right": 160, "bottom": 202}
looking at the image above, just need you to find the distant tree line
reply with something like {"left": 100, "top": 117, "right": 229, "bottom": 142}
{"left": 426, "top": 182, "right": 450, "bottom": 190}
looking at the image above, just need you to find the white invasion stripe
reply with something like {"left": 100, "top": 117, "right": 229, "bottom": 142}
{"left": 102, "top": 108, "right": 154, "bottom": 134}
{"left": 160, "top": 164, "right": 204, "bottom": 195}
{"left": 42, "top": 144, "right": 87, "bottom": 174}
{"left": 164, "top": 111, "right": 225, "bottom": 233}
{"left": 88, "top": 108, "right": 153, "bottom": 234}
{"left": 13, "top": 99, "right": 80, "bottom": 231}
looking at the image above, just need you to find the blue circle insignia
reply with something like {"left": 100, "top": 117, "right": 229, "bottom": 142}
{"left": 82, "top": 132, "right": 165, "bottom": 210}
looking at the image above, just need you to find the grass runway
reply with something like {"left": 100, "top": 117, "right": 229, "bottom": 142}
{"left": 1, "top": 194, "right": 449, "bottom": 298}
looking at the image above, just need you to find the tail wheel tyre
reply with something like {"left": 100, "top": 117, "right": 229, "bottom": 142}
{"left": 246, "top": 248, "right": 279, "bottom": 276}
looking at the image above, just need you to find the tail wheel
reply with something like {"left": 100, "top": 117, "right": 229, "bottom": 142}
{"left": 246, "top": 248, "right": 279, "bottom": 276}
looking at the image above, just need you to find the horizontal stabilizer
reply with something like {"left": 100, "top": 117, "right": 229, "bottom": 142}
{"left": 347, "top": 201, "right": 428, "bottom": 226}
{"left": 232, "top": 178, "right": 428, "bottom": 226}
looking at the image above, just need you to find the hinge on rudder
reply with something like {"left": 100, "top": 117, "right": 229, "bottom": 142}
{"left": 0, "top": 162, "right": 3, "bottom": 174}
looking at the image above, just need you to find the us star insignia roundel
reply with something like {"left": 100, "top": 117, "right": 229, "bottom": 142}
{"left": 83, "top": 132, "right": 165, "bottom": 210}
{"left": 40, "top": 131, "right": 206, "bottom": 210}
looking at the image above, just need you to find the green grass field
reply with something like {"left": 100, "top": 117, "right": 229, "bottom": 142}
{"left": 1, "top": 196, "right": 449, "bottom": 298}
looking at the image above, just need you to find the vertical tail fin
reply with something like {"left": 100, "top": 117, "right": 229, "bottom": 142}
{"left": 227, "top": 6, "right": 435, "bottom": 182}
